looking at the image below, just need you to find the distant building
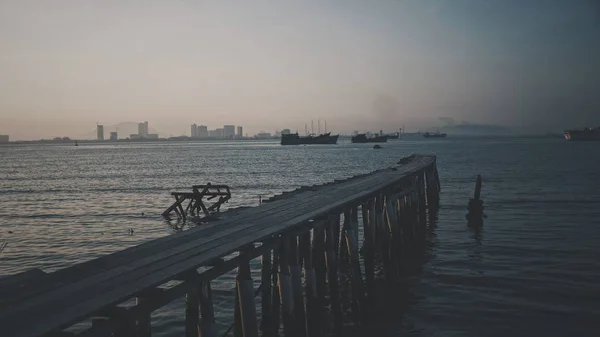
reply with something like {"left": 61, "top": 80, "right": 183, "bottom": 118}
{"left": 198, "top": 125, "right": 208, "bottom": 138}
{"left": 282, "top": 129, "right": 291, "bottom": 135}
{"left": 237, "top": 126, "right": 243, "bottom": 138}
{"left": 224, "top": 125, "right": 235, "bottom": 138}
{"left": 0, "top": 135, "right": 9, "bottom": 143}
{"left": 138, "top": 121, "right": 149, "bottom": 138}
{"left": 97, "top": 125, "right": 104, "bottom": 140}
{"left": 130, "top": 134, "right": 141, "bottom": 140}
{"left": 110, "top": 132, "right": 118, "bottom": 141}
{"left": 216, "top": 128, "right": 224, "bottom": 138}
{"left": 208, "top": 129, "right": 219, "bottom": 138}
{"left": 146, "top": 134, "right": 159, "bottom": 139}
{"left": 191, "top": 124, "right": 197, "bottom": 137}
{"left": 255, "top": 132, "right": 271, "bottom": 139}
{"left": 275, "top": 131, "right": 281, "bottom": 137}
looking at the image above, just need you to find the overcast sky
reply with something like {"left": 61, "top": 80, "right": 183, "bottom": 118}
{"left": 1, "top": 0, "right": 599, "bottom": 140}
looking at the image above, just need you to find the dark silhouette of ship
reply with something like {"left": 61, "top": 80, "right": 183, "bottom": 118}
{"left": 564, "top": 127, "right": 600, "bottom": 141}
{"left": 280, "top": 132, "right": 339, "bottom": 145}
{"left": 351, "top": 133, "right": 388, "bottom": 143}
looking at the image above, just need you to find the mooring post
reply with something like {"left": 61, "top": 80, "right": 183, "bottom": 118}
{"left": 185, "top": 279, "right": 200, "bottom": 337}
{"left": 361, "top": 201, "right": 376, "bottom": 311}
{"left": 289, "top": 236, "right": 307, "bottom": 337}
{"left": 261, "top": 250, "right": 273, "bottom": 337}
{"left": 278, "top": 239, "right": 295, "bottom": 337}
{"left": 325, "top": 215, "right": 343, "bottom": 336}
{"left": 237, "top": 250, "right": 259, "bottom": 337}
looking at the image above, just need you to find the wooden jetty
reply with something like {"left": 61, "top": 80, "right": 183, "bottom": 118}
{"left": 0, "top": 154, "right": 440, "bottom": 337}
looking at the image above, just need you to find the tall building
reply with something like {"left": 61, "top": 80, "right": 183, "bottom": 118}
{"left": 237, "top": 126, "right": 243, "bottom": 138}
{"left": 110, "top": 132, "right": 118, "bottom": 141}
{"left": 138, "top": 121, "right": 149, "bottom": 138}
{"left": 223, "top": 125, "right": 235, "bottom": 139}
{"left": 282, "top": 129, "right": 291, "bottom": 135}
{"left": 216, "top": 128, "right": 224, "bottom": 138}
{"left": 198, "top": 125, "right": 208, "bottom": 138}
{"left": 97, "top": 125, "right": 104, "bottom": 140}
{"left": 0, "top": 135, "right": 9, "bottom": 143}
{"left": 191, "top": 124, "right": 197, "bottom": 137}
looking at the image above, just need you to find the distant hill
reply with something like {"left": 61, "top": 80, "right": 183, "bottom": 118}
{"left": 439, "top": 123, "right": 514, "bottom": 135}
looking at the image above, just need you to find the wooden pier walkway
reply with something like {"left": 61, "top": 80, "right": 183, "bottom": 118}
{"left": 0, "top": 154, "right": 440, "bottom": 337}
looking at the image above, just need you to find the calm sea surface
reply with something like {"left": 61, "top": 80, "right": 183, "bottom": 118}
{"left": 1, "top": 137, "right": 599, "bottom": 336}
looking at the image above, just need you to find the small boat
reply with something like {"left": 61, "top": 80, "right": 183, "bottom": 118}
{"left": 373, "top": 144, "right": 382, "bottom": 149}
{"left": 351, "top": 134, "right": 388, "bottom": 143}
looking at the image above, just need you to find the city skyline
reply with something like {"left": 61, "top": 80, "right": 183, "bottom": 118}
{"left": 1, "top": 1, "right": 599, "bottom": 140}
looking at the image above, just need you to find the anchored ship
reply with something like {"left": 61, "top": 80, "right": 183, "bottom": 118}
{"left": 281, "top": 132, "right": 339, "bottom": 145}
{"left": 351, "top": 133, "right": 388, "bottom": 143}
{"left": 564, "top": 127, "right": 600, "bottom": 141}
{"left": 423, "top": 131, "right": 447, "bottom": 138}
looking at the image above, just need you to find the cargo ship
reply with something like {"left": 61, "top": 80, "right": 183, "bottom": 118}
{"left": 564, "top": 127, "right": 600, "bottom": 141}
{"left": 351, "top": 133, "right": 388, "bottom": 143}
{"left": 423, "top": 131, "right": 447, "bottom": 138}
{"left": 281, "top": 132, "right": 339, "bottom": 145}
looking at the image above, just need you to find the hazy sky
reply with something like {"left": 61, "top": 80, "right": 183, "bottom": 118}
{"left": 1, "top": 0, "right": 599, "bottom": 139}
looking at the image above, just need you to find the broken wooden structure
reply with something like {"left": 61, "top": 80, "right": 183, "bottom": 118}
{"left": 162, "top": 184, "right": 231, "bottom": 220}
{"left": 0, "top": 154, "right": 440, "bottom": 337}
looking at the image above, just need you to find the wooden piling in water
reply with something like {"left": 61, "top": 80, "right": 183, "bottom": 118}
{"left": 312, "top": 226, "right": 327, "bottom": 335}
{"left": 185, "top": 279, "right": 200, "bottom": 337}
{"left": 260, "top": 251, "right": 273, "bottom": 337}
{"left": 361, "top": 201, "right": 376, "bottom": 310}
{"left": 199, "top": 280, "right": 216, "bottom": 337}
{"left": 325, "top": 216, "right": 343, "bottom": 336}
{"left": 237, "top": 253, "right": 259, "bottom": 337}
{"left": 344, "top": 207, "right": 364, "bottom": 322}
{"left": 278, "top": 240, "right": 295, "bottom": 337}
{"left": 289, "top": 236, "right": 307, "bottom": 337}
